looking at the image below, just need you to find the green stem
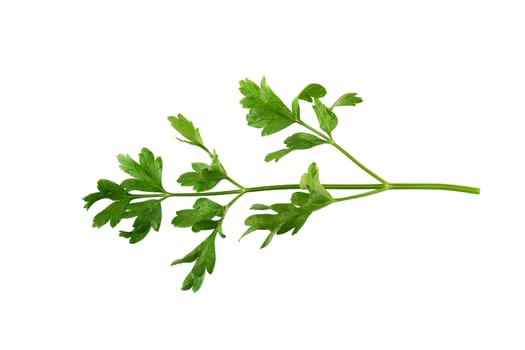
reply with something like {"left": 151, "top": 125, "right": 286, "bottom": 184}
{"left": 217, "top": 191, "right": 246, "bottom": 237}
{"left": 226, "top": 176, "right": 245, "bottom": 190}
{"left": 295, "top": 119, "right": 387, "bottom": 184}
{"left": 388, "top": 183, "right": 480, "bottom": 194}
{"left": 328, "top": 140, "right": 387, "bottom": 184}
{"left": 296, "top": 120, "right": 331, "bottom": 141}
{"left": 334, "top": 187, "right": 388, "bottom": 202}
{"left": 224, "top": 190, "right": 245, "bottom": 208}
{"left": 131, "top": 182, "right": 479, "bottom": 200}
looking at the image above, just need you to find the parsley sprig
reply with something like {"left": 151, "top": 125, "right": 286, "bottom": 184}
{"left": 83, "top": 77, "right": 480, "bottom": 292}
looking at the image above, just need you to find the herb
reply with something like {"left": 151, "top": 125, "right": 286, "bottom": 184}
{"left": 83, "top": 77, "right": 480, "bottom": 292}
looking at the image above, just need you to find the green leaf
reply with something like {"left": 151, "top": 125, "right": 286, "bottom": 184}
{"left": 331, "top": 93, "right": 363, "bottom": 109}
{"left": 84, "top": 150, "right": 164, "bottom": 238}
{"left": 270, "top": 204, "right": 311, "bottom": 234}
{"left": 313, "top": 98, "right": 338, "bottom": 135}
{"left": 300, "top": 162, "right": 333, "bottom": 205}
{"left": 291, "top": 99, "right": 300, "bottom": 119}
{"left": 241, "top": 163, "right": 333, "bottom": 248}
{"left": 285, "top": 132, "right": 326, "bottom": 150}
{"left": 117, "top": 148, "right": 165, "bottom": 193}
{"left": 172, "top": 232, "right": 217, "bottom": 292}
{"left": 239, "top": 77, "right": 296, "bottom": 136}
{"left": 290, "top": 83, "right": 327, "bottom": 120}
{"left": 260, "top": 231, "right": 276, "bottom": 249}
{"left": 265, "top": 133, "right": 326, "bottom": 162}
{"left": 84, "top": 178, "right": 162, "bottom": 238}
{"left": 191, "top": 220, "right": 220, "bottom": 232}
{"left": 297, "top": 83, "right": 327, "bottom": 102}
{"left": 92, "top": 199, "right": 130, "bottom": 228}
{"left": 168, "top": 114, "right": 205, "bottom": 148}
{"left": 290, "top": 192, "right": 310, "bottom": 206}
{"left": 172, "top": 198, "right": 225, "bottom": 232}
{"left": 250, "top": 204, "right": 272, "bottom": 210}
{"left": 96, "top": 179, "right": 127, "bottom": 197}
{"left": 118, "top": 199, "right": 162, "bottom": 243}
{"left": 177, "top": 153, "right": 227, "bottom": 192}
{"left": 264, "top": 149, "right": 292, "bottom": 162}
{"left": 244, "top": 213, "right": 281, "bottom": 231}
{"left": 242, "top": 204, "right": 312, "bottom": 248}
{"left": 83, "top": 179, "right": 130, "bottom": 209}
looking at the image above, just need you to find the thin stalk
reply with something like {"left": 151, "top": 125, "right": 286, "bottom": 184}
{"left": 334, "top": 187, "right": 388, "bottom": 202}
{"left": 328, "top": 139, "right": 387, "bottom": 184}
{"left": 295, "top": 119, "right": 387, "bottom": 184}
{"left": 389, "top": 183, "right": 480, "bottom": 194}
{"left": 224, "top": 191, "right": 245, "bottom": 208}
{"left": 226, "top": 176, "right": 246, "bottom": 190}
{"left": 129, "top": 182, "right": 479, "bottom": 199}
{"left": 201, "top": 145, "right": 245, "bottom": 190}
{"left": 296, "top": 120, "right": 331, "bottom": 141}
{"left": 217, "top": 191, "right": 246, "bottom": 237}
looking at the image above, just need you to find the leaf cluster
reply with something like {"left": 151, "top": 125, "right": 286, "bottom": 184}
{"left": 170, "top": 198, "right": 227, "bottom": 291}
{"left": 83, "top": 113, "right": 237, "bottom": 291}
{"left": 177, "top": 153, "right": 228, "bottom": 192}
{"left": 83, "top": 148, "right": 165, "bottom": 243}
{"left": 172, "top": 198, "right": 225, "bottom": 233}
{"left": 239, "top": 77, "right": 296, "bottom": 136}
{"left": 239, "top": 77, "right": 362, "bottom": 162}
{"left": 241, "top": 163, "right": 333, "bottom": 248}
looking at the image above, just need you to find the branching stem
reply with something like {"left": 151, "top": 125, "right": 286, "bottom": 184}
{"left": 296, "top": 119, "right": 387, "bottom": 184}
{"left": 226, "top": 176, "right": 245, "bottom": 190}
{"left": 333, "top": 187, "right": 388, "bottom": 202}
{"left": 327, "top": 140, "right": 387, "bottom": 184}
{"left": 128, "top": 182, "right": 479, "bottom": 201}
{"left": 296, "top": 120, "right": 330, "bottom": 141}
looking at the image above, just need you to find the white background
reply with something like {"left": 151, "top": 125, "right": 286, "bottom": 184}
{"left": 1, "top": 1, "right": 523, "bottom": 349}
